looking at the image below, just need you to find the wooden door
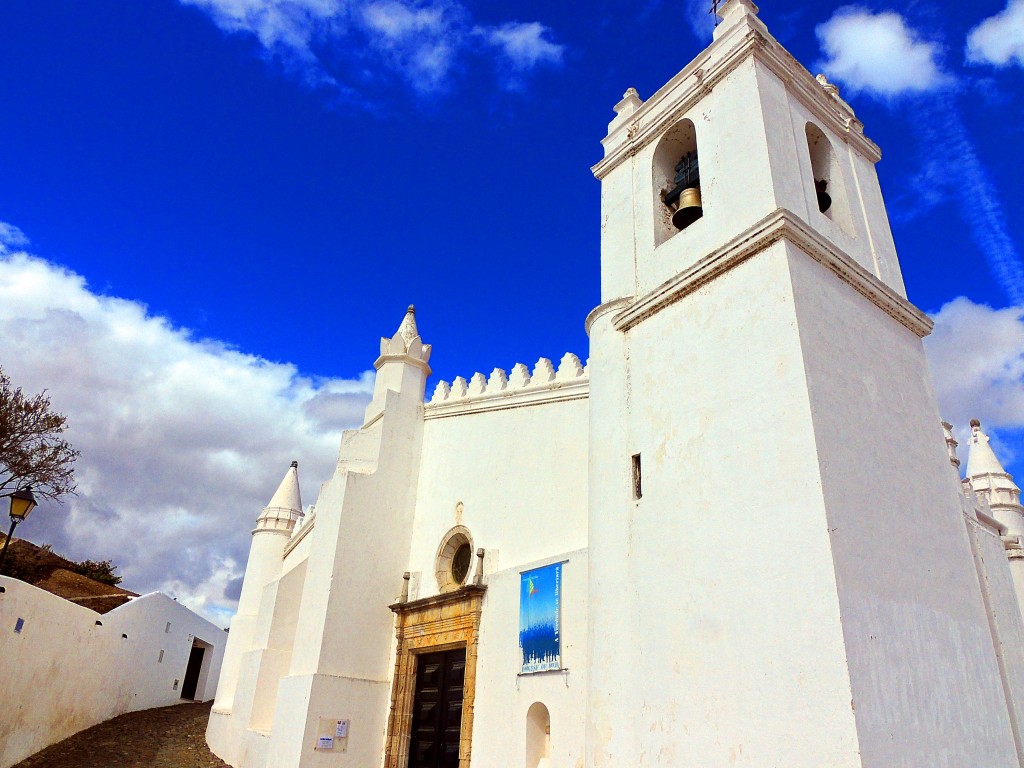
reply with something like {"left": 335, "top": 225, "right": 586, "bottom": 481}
{"left": 408, "top": 648, "right": 466, "bottom": 768}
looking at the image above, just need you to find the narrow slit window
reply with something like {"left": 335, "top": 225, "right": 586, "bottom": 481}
{"left": 158, "top": 649, "right": 165, "bottom": 663}
{"left": 632, "top": 454, "right": 642, "bottom": 500}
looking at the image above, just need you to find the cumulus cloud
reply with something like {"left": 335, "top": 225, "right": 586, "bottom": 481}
{"left": 967, "top": 0, "right": 1024, "bottom": 68}
{"left": 179, "top": 0, "right": 564, "bottom": 97}
{"left": 0, "top": 227, "right": 373, "bottom": 624}
{"left": 926, "top": 297, "right": 1024, "bottom": 467}
{"left": 812, "top": 10, "right": 1024, "bottom": 305}
{"left": 0, "top": 222, "right": 29, "bottom": 252}
{"left": 815, "top": 8, "right": 951, "bottom": 97}
{"left": 484, "top": 22, "right": 564, "bottom": 70}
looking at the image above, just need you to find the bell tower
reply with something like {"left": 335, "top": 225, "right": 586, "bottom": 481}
{"left": 586, "top": 1, "right": 1024, "bottom": 766}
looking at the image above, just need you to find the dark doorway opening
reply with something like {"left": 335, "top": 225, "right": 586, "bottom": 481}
{"left": 180, "top": 644, "right": 205, "bottom": 700}
{"left": 408, "top": 647, "right": 466, "bottom": 768}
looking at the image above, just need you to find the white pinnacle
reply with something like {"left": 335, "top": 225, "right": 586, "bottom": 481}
{"left": 265, "top": 460, "right": 302, "bottom": 516}
{"left": 395, "top": 305, "right": 420, "bottom": 349}
{"left": 966, "top": 420, "right": 1012, "bottom": 480}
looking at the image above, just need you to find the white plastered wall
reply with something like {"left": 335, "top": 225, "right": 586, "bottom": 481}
{"left": 0, "top": 581, "right": 225, "bottom": 768}
{"left": 409, "top": 394, "right": 589, "bottom": 598}
{"left": 788, "top": 244, "right": 1019, "bottom": 765}
{"left": 263, "top": 385, "right": 425, "bottom": 768}
{"left": 965, "top": 514, "right": 1024, "bottom": 763}
{"left": 471, "top": 549, "right": 588, "bottom": 768}
{"left": 588, "top": 243, "right": 862, "bottom": 767}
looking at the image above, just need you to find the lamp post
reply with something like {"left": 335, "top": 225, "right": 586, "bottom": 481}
{"left": 0, "top": 487, "right": 38, "bottom": 576}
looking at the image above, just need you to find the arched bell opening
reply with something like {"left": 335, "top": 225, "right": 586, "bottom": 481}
{"left": 805, "top": 122, "right": 855, "bottom": 237}
{"left": 525, "top": 701, "right": 551, "bottom": 768}
{"left": 653, "top": 118, "right": 703, "bottom": 246}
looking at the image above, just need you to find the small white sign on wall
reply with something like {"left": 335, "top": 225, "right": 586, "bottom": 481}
{"left": 315, "top": 717, "right": 350, "bottom": 752}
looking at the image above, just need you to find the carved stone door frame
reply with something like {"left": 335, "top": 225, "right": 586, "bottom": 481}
{"left": 385, "top": 585, "right": 486, "bottom": 768}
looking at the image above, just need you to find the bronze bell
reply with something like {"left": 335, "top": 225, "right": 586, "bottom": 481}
{"left": 671, "top": 186, "right": 704, "bottom": 230}
{"left": 815, "top": 179, "right": 832, "bottom": 213}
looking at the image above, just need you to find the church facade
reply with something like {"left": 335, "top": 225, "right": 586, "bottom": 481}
{"left": 206, "top": 1, "right": 1024, "bottom": 766}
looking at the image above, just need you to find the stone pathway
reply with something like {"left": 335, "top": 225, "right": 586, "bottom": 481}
{"left": 12, "top": 702, "right": 229, "bottom": 768}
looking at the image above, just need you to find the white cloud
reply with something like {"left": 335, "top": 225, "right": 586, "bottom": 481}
{"left": 684, "top": 0, "right": 716, "bottom": 40}
{"left": 967, "top": 0, "right": 1024, "bottom": 68}
{"left": 926, "top": 297, "right": 1024, "bottom": 468}
{"left": 179, "top": 0, "right": 564, "bottom": 97}
{"left": 361, "top": 1, "right": 461, "bottom": 93}
{"left": 484, "top": 22, "right": 564, "bottom": 70}
{"left": 0, "top": 222, "right": 29, "bottom": 252}
{"left": 0, "top": 228, "right": 373, "bottom": 625}
{"left": 815, "top": 8, "right": 951, "bottom": 97}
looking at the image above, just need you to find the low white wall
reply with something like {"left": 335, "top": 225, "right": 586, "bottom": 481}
{"left": 0, "top": 577, "right": 226, "bottom": 768}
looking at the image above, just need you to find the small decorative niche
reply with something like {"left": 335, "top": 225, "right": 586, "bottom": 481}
{"left": 526, "top": 702, "right": 552, "bottom": 768}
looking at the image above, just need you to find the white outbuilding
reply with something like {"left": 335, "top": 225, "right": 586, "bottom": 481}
{"left": 207, "top": 2, "right": 1024, "bottom": 766}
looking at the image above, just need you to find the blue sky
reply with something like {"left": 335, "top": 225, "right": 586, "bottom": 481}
{"left": 1, "top": 0, "right": 1022, "bottom": 621}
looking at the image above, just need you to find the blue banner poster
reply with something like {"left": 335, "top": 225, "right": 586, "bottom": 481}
{"left": 520, "top": 562, "right": 562, "bottom": 673}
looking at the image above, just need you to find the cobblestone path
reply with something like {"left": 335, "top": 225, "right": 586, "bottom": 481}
{"left": 13, "top": 702, "right": 229, "bottom": 768}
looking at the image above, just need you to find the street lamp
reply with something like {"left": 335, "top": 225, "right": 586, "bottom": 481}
{"left": 0, "top": 487, "right": 38, "bottom": 576}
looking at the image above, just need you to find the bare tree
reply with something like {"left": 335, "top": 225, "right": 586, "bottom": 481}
{"left": 0, "top": 366, "right": 79, "bottom": 502}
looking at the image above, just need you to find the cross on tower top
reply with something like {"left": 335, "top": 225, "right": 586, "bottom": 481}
{"left": 709, "top": 0, "right": 723, "bottom": 26}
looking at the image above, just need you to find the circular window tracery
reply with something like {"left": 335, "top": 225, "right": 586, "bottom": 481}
{"left": 436, "top": 526, "right": 474, "bottom": 593}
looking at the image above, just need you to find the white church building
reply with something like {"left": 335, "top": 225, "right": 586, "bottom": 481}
{"left": 206, "top": 2, "right": 1024, "bottom": 766}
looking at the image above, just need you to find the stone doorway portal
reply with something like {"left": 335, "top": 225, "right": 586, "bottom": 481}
{"left": 408, "top": 647, "right": 466, "bottom": 768}
{"left": 384, "top": 584, "right": 485, "bottom": 768}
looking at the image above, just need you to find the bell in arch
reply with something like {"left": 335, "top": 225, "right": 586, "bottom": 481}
{"left": 672, "top": 187, "right": 703, "bottom": 230}
{"left": 815, "top": 178, "right": 832, "bottom": 213}
{"left": 665, "top": 150, "right": 704, "bottom": 231}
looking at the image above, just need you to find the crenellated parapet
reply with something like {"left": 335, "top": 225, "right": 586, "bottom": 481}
{"left": 426, "top": 353, "right": 589, "bottom": 417}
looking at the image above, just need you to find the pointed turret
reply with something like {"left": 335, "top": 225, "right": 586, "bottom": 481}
{"left": 255, "top": 460, "right": 304, "bottom": 534}
{"left": 364, "top": 304, "right": 432, "bottom": 424}
{"left": 967, "top": 419, "right": 1024, "bottom": 536}
{"left": 212, "top": 460, "right": 303, "bottom": 713}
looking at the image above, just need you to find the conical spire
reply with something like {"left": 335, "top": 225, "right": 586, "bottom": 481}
{"left": 966, "top": 420, "right": 1024, "bottom": 535}
{"left": 967, "top": 420, "right": 1012, "bottom": 479}
{"left": 377, "top": 304, "right": 431, "bottom": 362}
{"left": 395, "top": 305, "right": 419, "bottom": 349}
{"left": 256, "top": 460, "right": 304, "bottom": 534}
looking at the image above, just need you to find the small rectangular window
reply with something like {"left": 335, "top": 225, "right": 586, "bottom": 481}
{"left": 14, "top": 617, "right": 25, "bottom": 634}
{"left": 165, "top": 622, "right": 171, "bottom": 633}
{"left": 632, "top": 454, "right": 642, "bottom": 500}
{"left": 158, "top": 650, "right": 164, "bottom": 663}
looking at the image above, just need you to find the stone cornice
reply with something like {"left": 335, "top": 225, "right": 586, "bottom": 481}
{"left": 373, "top": 353, "right": 431, "bottom": 374}
{"left": 585, "top": 297, "right": 633, "bottom": 336}
{"left": 611, "top": 208, "right": 933, "bottom": 338}
{"left": 389, "top": 584, "right": 487, "bottom": 614}
{"left": 593, "top": 28, "right": 879, "bottom": 182}
{"left": 424, "top": 379, "right": 589, "bottom": 420}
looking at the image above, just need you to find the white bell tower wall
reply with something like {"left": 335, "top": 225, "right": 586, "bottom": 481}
{"left": 597, "top": 1, "right": 905, "bottom": 307}
{"left": 587, "top": 1, "right": 1019, "bottom": 766}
